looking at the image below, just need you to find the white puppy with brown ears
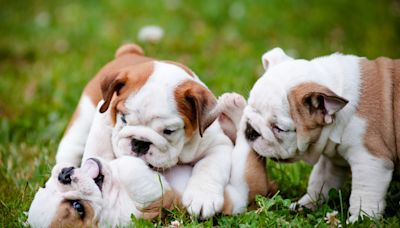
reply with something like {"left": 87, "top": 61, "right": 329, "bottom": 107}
{"left": 55, "top": 43, "right": 233, "bottom": 219}
{"left": 228, "top": 47, "right": 399, "bottom": 222}
{"left": 28, "top": 156, "right": 191, "bottom": 227}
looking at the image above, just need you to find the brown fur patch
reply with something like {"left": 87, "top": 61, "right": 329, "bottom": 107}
{"left": 357, "top": 58, "right": 400, "bottom": 164}
{"left": 174, "top": 80, "right": 218, "bottom": 137}
{"left": 99, "top": 61, "right": 155, "bottom": 124}
{"left": 162, "top": 60, "right": 194, "bottom": 77}
{"left": 115, "top": 44, "right": 144, "bottom": 58}
{"left": 139, "top": 190, "right": 181, "bottom": 220}
{"left": 245, "top": 150, "right": 277, "bottom": 204}
{"left": 50, "top": 200, "right": 97, "bottom": 228}
{"left": 59, "top": 45, "right": 153, "bottom": 147}
{"left": 83, "top": 48, "right": 153, "bottom": 107}
{"left": 288, "top": 82, "right": 345, "bottom": 144}
{"left": 221, "top": 191, "right": 234, "bottom": 215}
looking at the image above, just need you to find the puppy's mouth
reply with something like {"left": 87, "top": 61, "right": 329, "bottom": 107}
{"left": 147, "top": 163, "right": 167, "bottom": 172}
{"left": 82, "top": 158, "right": 104, "bottom": 191}
{"left": 270, "top": 157, "right": 295, "bottom": 163}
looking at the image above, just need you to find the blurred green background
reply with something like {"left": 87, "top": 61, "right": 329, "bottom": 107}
{"left": 1, "top": 0, "right": 399, "bottom": 226}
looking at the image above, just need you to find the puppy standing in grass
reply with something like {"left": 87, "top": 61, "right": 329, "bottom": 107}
{"left": 55, "top": 43, "right": 233, "bottom": 219}
{"left": 228, "top": 48, "right": 399, "bottom": 222}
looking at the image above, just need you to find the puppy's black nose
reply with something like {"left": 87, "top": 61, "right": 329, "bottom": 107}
{"left": 245, "top": 123, "right": 261, "bottom": 141}
{"left": 58, "top": 167, "right": 74, "bottom": 185}
{"left": 131, "top": 139, "right": 151, "bottom": 155}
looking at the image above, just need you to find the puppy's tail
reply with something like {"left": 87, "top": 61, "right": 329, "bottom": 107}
{"left": 115, "top": 43, "right": 144, "bottom": 58}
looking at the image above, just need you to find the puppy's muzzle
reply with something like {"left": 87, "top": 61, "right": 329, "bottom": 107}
{"left": 58, "top": 167, "right": 74, "bottom": 185}
{"left": 131, "top": 139, "right": 152, "bottom": 155}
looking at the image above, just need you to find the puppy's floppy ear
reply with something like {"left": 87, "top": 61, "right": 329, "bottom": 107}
{"left": 99, "top": 71, "right": 127, "bottom": 113}
{"left": 175, "top": 80, "right": 218, "bottom": 137}
{"left": 261, "top": 47, "right": 293, "bottom": 71}
{"left": 301, "top": 87, "right": 348, "bottom": 125}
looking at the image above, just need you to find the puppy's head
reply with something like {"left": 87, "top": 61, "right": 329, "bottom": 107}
{"left": 99, "top": 60, "right": 218, "bottom": 169}
{"left": 243, "top": 48, "right": 348, "bottom": 161}
{"left": 28, "top": 158, "right": 111, "bottom": 227}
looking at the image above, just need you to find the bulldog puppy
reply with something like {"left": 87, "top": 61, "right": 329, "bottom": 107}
{"left": 217, "top": 93, "right": 277, "bottom": 214}
{"left": 231, "top": 47, "right": 399, "bottom": 222}
{"left": 28, "top": 156, "right": 191, "bottom": 227}
{"left": 56, "top": 43, "right": 233, "bottom": 218}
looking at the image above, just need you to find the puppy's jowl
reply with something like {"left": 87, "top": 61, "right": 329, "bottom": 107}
{"left": 55, "top": 43, "right": 234, "bottom": 219}
{"left": 231, "top": 47, "right": 399, "bottom": 222}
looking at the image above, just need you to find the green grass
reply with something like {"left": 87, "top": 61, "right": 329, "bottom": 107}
{"left": 1, "top": 0, "right": 400, "bottom": 227}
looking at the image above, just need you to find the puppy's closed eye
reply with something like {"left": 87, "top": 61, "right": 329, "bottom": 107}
{"left": 272, "top": 125, "right": 287, "bottom": 134}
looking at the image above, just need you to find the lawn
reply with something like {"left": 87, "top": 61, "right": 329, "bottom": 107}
{"left": 1, "top": 0, "right": 400, "bottom": 227}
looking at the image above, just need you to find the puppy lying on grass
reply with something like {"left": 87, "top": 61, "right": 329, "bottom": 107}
{"left": 28, "top": 156, "right": 191, "bottom": 227}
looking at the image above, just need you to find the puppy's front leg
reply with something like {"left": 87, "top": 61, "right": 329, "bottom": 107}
{"left": 182, "top": 142, "right": 232, "bottom": 219}
{"left": 345, "top": 148, "right": 393, "bottom": 222}
{"left": 82, "top": 101, "right": 115, "bottom": 163}
{"left": 113, "top": 157, "right": 177, "bottom": 219}
{"left": 291, "top": 155, "right": 348, "bottom": 211}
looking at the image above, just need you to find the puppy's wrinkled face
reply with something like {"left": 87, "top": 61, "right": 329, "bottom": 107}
{"left": 28, "top": 159, "right": 110, "bottom": 227}
{"left": 243, "top": 48, "right": 347, "bottom": 161}
{"left": 101, "top": 61, "right": 217, "bottom": 169}
{"left": 244, "top": 79, "right": 298, "bottom": 161}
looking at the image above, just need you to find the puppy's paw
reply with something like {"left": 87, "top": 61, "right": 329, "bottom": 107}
{"left": 218, "top": 93, "right": 246, "bottom": 122}
{"left": 289, "top": 202, "right": 300, "bottom": 212}
{"left": 182, "top": 187, "right": 224, "bottom": 219}
{"left": 347, "top": 214, "right": 360, "bottom": 224}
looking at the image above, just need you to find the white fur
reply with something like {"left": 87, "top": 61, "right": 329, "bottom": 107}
{"left": 217, "top": 92, "right": 247, "bottom": 142}
{"left": 163, "top": 165, "right": 193, "bottom": 195}
{"left": 233, "top": 48, "right": 394, "bottom": 221}
{"left": 56, "top": 95, "right": 96, "bottom": 165}
{"left": 82, "top": 100, "right": 115, "bottom": 164}
{"left": 225, "top": 127, "right": 252, "bottom": 214}
{"left": 182, "top": 122, "right": 232, "bottom": 218}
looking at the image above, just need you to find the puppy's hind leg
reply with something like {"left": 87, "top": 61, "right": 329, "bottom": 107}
{"left": 56, "top": 95, "right": 97, "bottom": 166}
{"left": 345, "top": 148, "right": 393, "bottom": 223}
{"left": 291, "top": 155, "right": 348, "bottom": 211}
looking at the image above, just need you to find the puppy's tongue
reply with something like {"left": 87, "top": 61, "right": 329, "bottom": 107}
{"left": 81, "top": 159, "right": 100, "bottom": 179}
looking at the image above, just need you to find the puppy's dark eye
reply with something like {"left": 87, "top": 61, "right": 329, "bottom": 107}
{"left": 71, "top": 201, "right": 85, "bottom": 219}
{"left": 163, "top": 129, "right": 175, "bottom": 135}
{"left": 121, "top": 114, "right": 127, "bottom": 124}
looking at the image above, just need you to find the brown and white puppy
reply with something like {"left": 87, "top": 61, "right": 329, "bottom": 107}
{"left": 55, "top": 44, "right": 233, "bottom": 218}
{"left": 28, "top": 156, "right": 190, "bottom": 227}
{"left": 229, "top": 47, "right": 399, "bottom": 222}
